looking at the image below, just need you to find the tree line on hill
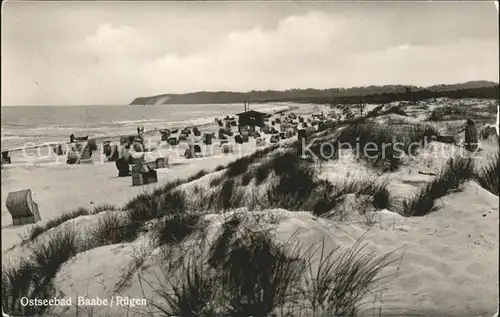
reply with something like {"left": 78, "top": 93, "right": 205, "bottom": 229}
{"left": 129, "top": 81, "right": 499, "bottom": 106}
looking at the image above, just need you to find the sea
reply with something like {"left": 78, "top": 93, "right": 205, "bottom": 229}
{"left": 1, "top": 103, "right": 292, "bottom": 151}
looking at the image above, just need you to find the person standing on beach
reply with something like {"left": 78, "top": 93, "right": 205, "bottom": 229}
{"left": 460, "top": 119, "right": 479, "bottom": 152}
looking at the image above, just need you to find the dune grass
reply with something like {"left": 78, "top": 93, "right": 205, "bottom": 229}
{"left": 186, "top": 169, "right": 210, "bottom": 183}
{"left": 401, "top": 156, "right": 475, "bottom": 217}
{"left": 241, "top": 172, "right": 253, "bottom": 186}
{"left": 22, "top": 204, "right": 118, "bottom": 244}
{"left": 339, "top": 176, "right": 391, "bottom": 210}
{"left": 3, "top": 227, "right": 79, "bottom": 316}
{"left": 153, "top": 213, "right": 205, "bottom": 246}
{"left": 304, "top": 123, "right": 437, "bottom": 172}
{"left": 209, "top": 175, "right": 225, "bottom": 188}
{"left": 147, "top": 214, "right": 397, "bottom": 317}
{"left": 475, "top": 153, "right": 499, "bottom": 196}
{"left": 90, "top": 212, "right": 139, "bottom": 245}
{"left": 204, "top": 149, "right": 391, "bottom": 217}
{"left": 3, "top": 139, "right": 398, "bottom": 316}
{"left": 225, "top": 144, "right": 280, "bottom": 178}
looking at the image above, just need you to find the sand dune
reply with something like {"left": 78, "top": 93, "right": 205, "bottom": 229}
{"left": 1, "top": 99, "right": 498, "bottom": 317}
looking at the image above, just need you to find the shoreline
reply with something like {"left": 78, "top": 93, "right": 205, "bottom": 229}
{"left": 2, "top": 105, "right": 301, "bottom": 154}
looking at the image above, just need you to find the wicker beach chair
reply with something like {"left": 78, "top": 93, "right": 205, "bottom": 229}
{"left": 6, "top": 189, "right": 41, "bottom": 225}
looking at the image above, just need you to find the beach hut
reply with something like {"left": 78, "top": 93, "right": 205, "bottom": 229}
{"left": 6, "top": 189, "right": 41, "bottom": 225}
{"left": 236, "top": 110, "right": 266, "bottom": 128}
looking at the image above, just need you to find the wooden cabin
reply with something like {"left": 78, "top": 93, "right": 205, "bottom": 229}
{"left": 236, "top": 110, "right": 266, "bottom": 128}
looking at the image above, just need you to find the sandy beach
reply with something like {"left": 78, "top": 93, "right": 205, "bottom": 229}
{"left": 1, "top": 97, "right": 498, "bottom": 317}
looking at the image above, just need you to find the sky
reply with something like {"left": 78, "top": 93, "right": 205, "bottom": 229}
{"left": 1, "top": 1, "right": 498, "bottom": 106}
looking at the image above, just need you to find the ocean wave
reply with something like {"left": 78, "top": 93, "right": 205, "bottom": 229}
{"left": 110, "top": 118, "right": 168, "bottom": 125}
{"left": 1, "top": 105, "right": 293, "bottom": 152}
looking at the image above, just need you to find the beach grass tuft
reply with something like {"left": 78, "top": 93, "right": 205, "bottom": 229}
{"left": 401, "top": 156, "right": 474, "bottom": 216}
{"left": 23, "top": 207, "right": 91, "bottom": 244}
{"left": 153, "top": 213, "right": 204, "bottom": 246}
{"left": 475, "top": 153, "right": 499, "bottom": 196}
{"left": 3, "top": 227, "right": 79, "bottom": 316}
{"left": 147, "top": 216, "right": 397, "bottom": 317}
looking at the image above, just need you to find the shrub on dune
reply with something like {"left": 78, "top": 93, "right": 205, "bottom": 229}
{"left": 209, "top": 175, "right": 225, "bottom": 188}
{"left": 91, "top": 203, "right": 119, "bottom": 214}
{"left": 339, "top": 176, "right": 391, "bottom": 210}
{"left": 266, "top": 165, "right": 318, "bottom": 210}
{"left": 153, "top": 213, "right": 204, "bottom": 246}
{"left": 91, "top": 212, "right": 134, "bottom": 245}
{"left": 226, "top": 156, "right": 254, "bottom": 177}
{"left": 241, "top": 172, "right": 253, "bottom": 186}
{"left": 210, "top": 179, "right": 245, "bottom": 210}
{"left": 401, "top": 156, "right": 474, "bottom": 216}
